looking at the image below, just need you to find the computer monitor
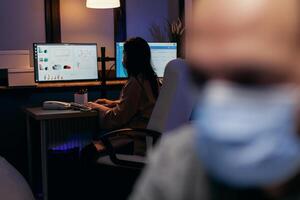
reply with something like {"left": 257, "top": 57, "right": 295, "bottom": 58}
{"left": 33, "top": 43, "right": 98, "bottom": 83}
{"left": 116, "top": 42, "right": 177, "bottom": 78}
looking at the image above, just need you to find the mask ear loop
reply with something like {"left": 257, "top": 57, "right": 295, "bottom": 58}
{"left": 188, "top": 66, "right": 210, "bottom": 88}
{"left": 291, "top": 87, "right": 300, "bottom": 138}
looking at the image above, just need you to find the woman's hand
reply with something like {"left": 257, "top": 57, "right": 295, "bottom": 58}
{"left": 86, "top": 102, "right": 102, "bottom": 110}
{"left": 86, "top": 102, "right": 110, "bottom": 118}
{"left": 95, "top": 98, "right": 110, "bottom": 104}
{"left": 95, "top": 99, "right": 118, "bottom": 108}
{"left": 85, "top": 102, "right": 109, "bottom": 111}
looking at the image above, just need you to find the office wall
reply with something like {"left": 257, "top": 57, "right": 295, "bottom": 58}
{"left": 60, "top": 0, "right": 179, "bottom": 58}
{"left": 0, "top": 0, "right": 114, "bottom": 57}
{"left": 126, "top": 0, "right": 179, "bottom": 42}
{"left": 0, "top": 0, "right": 45, "bottom": 50}
{"left": 60, "top": 0, "right": 115, "bottom": 58}
{"left": 185, "top": 0, "right": 193, "bottom": 56}
{"left": 168, "top": 0, "right": 180, "bottom": 21}
{"left": 0, "top": 0, "right": 179, "bottom": 53}
{"left": 60, "top": 0, "right": 179, "bottom": 54}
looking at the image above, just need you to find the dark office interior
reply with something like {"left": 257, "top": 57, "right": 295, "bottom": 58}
{"left": 0, "top": 0, "right": 186, "bottom": 199}
{"left": 2, "top": 0, "right": 300, "bottom": 200}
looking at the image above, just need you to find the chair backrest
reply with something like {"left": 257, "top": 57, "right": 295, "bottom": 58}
{"left": 0, "top": 156, "right": 35, "bottom": 200}
{"left": 147, "top": 59, "right": 197, "bottom": 134}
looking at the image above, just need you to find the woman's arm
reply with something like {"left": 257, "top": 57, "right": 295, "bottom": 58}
{"left": 87, "top": 78, "right": 143, "bottom": 130}
{"left": 113, "top": 100, "right": 121, "bottom": 104}
{"left": 86, "top": 102, "right": 110, "bottom": 117}
{"left": 100, "top": 79, "right": 143, "bottom": 130}
{"left": 94, "top": 99, "right": 120, "bottom": 108}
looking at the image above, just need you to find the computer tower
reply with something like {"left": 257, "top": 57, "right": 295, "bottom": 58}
{"left": 0, "top": 69, "right": 8, "bottom": 86}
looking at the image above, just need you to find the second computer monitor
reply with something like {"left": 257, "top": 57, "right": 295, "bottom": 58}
{"left": 116, "top": 42, "right": 177, "bottom": 78}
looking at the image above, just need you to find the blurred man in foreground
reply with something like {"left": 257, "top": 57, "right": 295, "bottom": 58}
{"left": 130, "top": 0, "right": 300, "bottom": 199}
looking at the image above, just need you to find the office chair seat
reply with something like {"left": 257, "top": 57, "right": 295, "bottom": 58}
{"left": 94, "top": 128, "right": 160, "bottom": 169}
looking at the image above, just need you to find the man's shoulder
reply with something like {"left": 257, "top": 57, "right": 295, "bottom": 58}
{"left": 137, "top": 124, "right": 210, "bottom": 200}
{"left": 161, "top": 124, "right": 197, "bottom": 152}
{"left": 150, "top": 124, "right": 199, "bottom": 167}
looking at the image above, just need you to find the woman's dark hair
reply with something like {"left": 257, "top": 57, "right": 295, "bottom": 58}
{"left": 123, "top": 37, "right": 159, "bottom": 99}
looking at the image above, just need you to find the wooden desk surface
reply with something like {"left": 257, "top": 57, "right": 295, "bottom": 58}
{"left": 36, "top": 80, "right": 126, "bottom": 88}
{"left": 35, "top": 80, "right": 127, "bottom": 88}
{"left": 24, "top": 107, "right": 98, "bottom": 120}
{"left": 0, "top": 80, "right": 127, "bottom": 90}
{"left": 36, "top": 81, "right": 101, "bottom": 88}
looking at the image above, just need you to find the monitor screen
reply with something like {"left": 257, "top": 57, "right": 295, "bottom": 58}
{"left": 33, "top": 43, "right": 98, "bottom": 82}
{"left": 116, "top": 42, "right": 177, "bottom": 78}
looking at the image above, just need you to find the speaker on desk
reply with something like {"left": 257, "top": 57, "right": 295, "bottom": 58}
{"left": 0, "top": 69, "right": 8, "bottom": 86}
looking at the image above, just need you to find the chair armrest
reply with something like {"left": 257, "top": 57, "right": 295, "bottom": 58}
{"left": 101, "top": 128, "right": 161, "bottom": 140}
{"left": 99, "top": 128, "right": 161, "bottom": 169}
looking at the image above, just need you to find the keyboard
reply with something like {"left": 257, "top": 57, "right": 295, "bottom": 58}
{"left": 70, "top": 102, "right": 92, "bottom": 112}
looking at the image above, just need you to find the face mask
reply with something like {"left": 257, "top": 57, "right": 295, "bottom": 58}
{"left": 195, "top": 81, "right": 300, "bottom": 188}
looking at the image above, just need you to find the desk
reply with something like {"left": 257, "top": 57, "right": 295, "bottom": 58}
{"left": 24, "top": 107, "right": 99, "bottom": 200}
{"left": 0, "top": 80, "right": 127, "bottom": 90}
{"left": 36, "top": 80, "right": 127, "bottom": 88}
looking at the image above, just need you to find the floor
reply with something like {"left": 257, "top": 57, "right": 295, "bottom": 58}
{"left": 42, "top": 148, "right": 141, "bottom": 200}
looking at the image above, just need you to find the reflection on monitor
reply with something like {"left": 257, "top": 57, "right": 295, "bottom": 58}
{"left": 33, "top": 43, "right": 98, "bottom": 82}
{"left": 116, "top": 42, "right": 177, "bottom": 78}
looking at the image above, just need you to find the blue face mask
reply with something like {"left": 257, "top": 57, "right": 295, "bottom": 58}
{"left": 195, "top": 81, "right": 300, "bottom": 188}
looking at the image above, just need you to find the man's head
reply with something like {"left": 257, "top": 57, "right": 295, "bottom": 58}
{"left": 189, "top": 0, "right": 300, "bottom": 189}
{"left": 188, "top": 0, "right": 300, "bottom": 85}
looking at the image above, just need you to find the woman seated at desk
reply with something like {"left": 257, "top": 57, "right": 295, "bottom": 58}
{"left": 86, "top": 37, "right": 160, "bottom": 154}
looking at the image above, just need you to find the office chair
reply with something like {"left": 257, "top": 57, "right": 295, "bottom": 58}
{"left": 96, "top": 58, "right": 198, "bottom": 169}
{"left": 0, "top": 156, "right": 35, "bottom": 200}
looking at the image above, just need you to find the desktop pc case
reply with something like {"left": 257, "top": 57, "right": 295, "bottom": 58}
{"left": 0, "top": 50, "right": 35, "bottom": 86}
{"left": 0, "top": 69, "right": 8, "bottom": 86}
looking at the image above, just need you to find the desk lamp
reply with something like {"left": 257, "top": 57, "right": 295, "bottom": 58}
{"left": 86, "top": 0, "right": 120, "bottom": 97}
